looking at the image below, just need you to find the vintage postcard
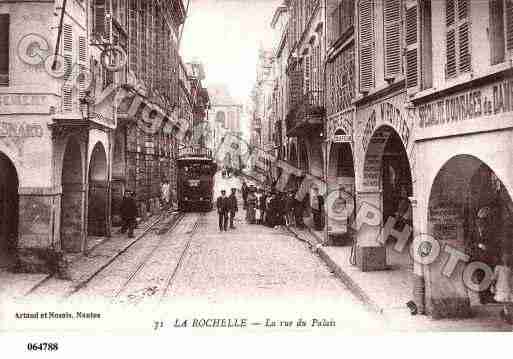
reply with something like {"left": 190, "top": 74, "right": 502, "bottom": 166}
{"left": 0, "top": 0, "right": 512, "bottom": 355}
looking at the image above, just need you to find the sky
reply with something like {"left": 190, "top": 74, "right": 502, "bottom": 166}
{"left": 180, "top": 0, "right": 282, "bottom": 104}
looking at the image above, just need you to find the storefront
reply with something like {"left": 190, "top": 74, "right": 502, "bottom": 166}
{"left": 411, "top": 75, "right": 513, "bottom": 318}
{"left": 354, "top": 90, "right": 415, "bottom": 272}
{"left": 326, "top": 108, "right": 355, "bottom": 236}
{"left": 113, "top": 93, "right": 179, "bottom": 225}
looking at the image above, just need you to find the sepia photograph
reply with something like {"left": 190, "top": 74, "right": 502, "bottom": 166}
{"left": 0, "top": 0, "right": 512, "bottom": 355}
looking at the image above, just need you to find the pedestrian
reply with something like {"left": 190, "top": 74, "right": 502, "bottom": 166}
{"left": 267, "top": 191, "right": 281, "bottom": 228}
{"left": 120, "top": 190, "right": 138, "bottom": 238}
{"left": 228, "top": 187, "right": 238, "bottom": 229}
{"left": 160, "top": 179, "right": 170, "bottom": 210}
{"left": 285, "top": 190, "right": 296, "bottom": 227}
{"left": 311, "top": 186, "right": 325, "bottom": 231}
{"left": 255, "top": 188, "right": 266, "bottom": 225}
{"left": 241, "top": 180, "right": 249, "bottom": 209}
{"left": 492, "top": 252, "right": 513, "bottom": 324}
{"left": 216, "top": 189, "right": 229, "bottom": 231}
{"left": 246, "top": 186, "right": 257, "bottom": 224}
{"left": 472, "top": 206, "right": 501, "bottom": 303}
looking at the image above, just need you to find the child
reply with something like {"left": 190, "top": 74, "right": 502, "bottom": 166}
{"left": 492, "top": 252, "right": 513, "bottom": 324}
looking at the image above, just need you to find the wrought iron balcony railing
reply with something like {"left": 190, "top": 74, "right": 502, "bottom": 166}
{"left": 286, "top": 90, "right": 325, "bottom": 137}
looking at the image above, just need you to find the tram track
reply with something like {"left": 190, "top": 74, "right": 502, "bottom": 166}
{"left": 101, "top": 212, "right": 204, "bottom": 306}
{"left": 105, "top": 211, "right": 192, "bottom": 302}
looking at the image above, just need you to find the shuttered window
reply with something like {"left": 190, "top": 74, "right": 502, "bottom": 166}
{"left": 93, "top": 0, "right": 112, "bottom": 41}
{"left": 445, "top": 0, "right": 471, "bottom": 78}
{"left": 489, "top": 0, "right": 513, "bottom": 65}
{"left": 0, "top": 14, "right": 9, "bottom": 86}
{"left": 62, "top": 24, "right": 73, "bottom": 112}
{"left": 304, "top": 53, "right": 311, "bottom": 96}
{"left": 358, "top": 0, "right": 375, "bottom": 92}
{"left": 129, "top": 0, "right": 138, "bottom": 74}
{"left": 78, "top": 36, "right": 87, "bottom": 113}
{"left": 405, "top": 2, "right": 418, "bottom": 91}
{"left": 383, "top": 0, "right": 402, "bottom": 79}
{"left": 506, "top": 0, "right": 513, "bottom": 50}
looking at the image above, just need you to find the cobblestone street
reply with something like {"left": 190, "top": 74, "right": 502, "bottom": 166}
{"left": 3, "top": 174, "right": 384, "bottom": 333}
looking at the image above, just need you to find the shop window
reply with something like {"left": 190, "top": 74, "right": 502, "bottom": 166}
{"left": 445, "top": 0, "right": 471, "bottom": 79}
{"left": 0, "top": 14, "right": 9, "bottom": 86}
{"left": 489, "top": 0, "right": 513, "bottom": 65}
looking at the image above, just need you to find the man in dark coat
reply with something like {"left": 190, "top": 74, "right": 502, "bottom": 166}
{"left": 241, "top": 181, "right": 249, "bottom": 208}
{"left": 216, "top": 190, "right": 230, "bottom": 231}
{"left": 120, "top": 190, "right": 138, "bottom": 238}
{"left": 228, "top": 188, "right": 238, "bottom": 229}
{"left": 311, "top": 187, "right": 325, "bottom": 230}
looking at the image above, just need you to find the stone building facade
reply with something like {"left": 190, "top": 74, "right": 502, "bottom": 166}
{"left": 207, "top": 84, "right": 243, "bottom": 170}
{"left": 265, "top": 0, "right": 513, "bottom": 319}
{"left": 0, "top": 0, "right": 194, "bottom": 274}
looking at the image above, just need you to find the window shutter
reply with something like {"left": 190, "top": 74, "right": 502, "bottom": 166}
{"left": 105, "top": 0, "right": 112, "bottom": 42}
{"left": 405, "top": 3, "right": 419, "bottom": 92}
{"left": 457, "top": 0, "right": 471, "bottom": 72}
{"left": 304, "top": 54, "right": 311, "bottom": 95}
{"left": 63, "top": 24, "right": 73, "bottom": 81}
{"left": 446, "top": 29, "right": 456, "bottom": 77}
{"left": 78, "top": 35, "right": 87, "bottom": 113}
{"left": 358, "top": 0, "right": 375, "bottom": 93}
{"left": 446, "top": 0, "right": 457, "bottom": 77}
{"left": 445, "top": 0, "right": 470, "bottom": 78}
{"left": 383, "top": 0, "right": 402, "bottom": 79}
{"left": 94, "top": 0, "right": 105, "bottom": 36}
{"left": 506, "top": 0, "right": 513, "bottom": 50}
{"left": 129, "top": 0, "right": 138, "bottom": 74}
{"left": 0, "top": 14, "right": 9, "bottom": 85}
{"left": 62, "top": 24, "right": 73, "bottom": 112}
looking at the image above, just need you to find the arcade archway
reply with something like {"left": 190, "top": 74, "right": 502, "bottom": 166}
{"left": 428, "top": 155, "right": 513, "bottom": 304}
{"left": 61, "top": 137, "right": 85, "bottom": 252}
{"left": 360, "top": 125, "right": 413, "bottom": 269}
{"left": 0, "top": 152, "right": 18, "bottom": 269}
{"left": 328, "top": 130, "right": 355, "bottom": 191}
{"left": 88, "top": 142, "right": 108, "bottom": 237}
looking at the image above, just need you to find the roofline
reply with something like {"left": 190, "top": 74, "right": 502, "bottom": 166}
{"left": 271, "top": 5, "right": 288, "bottom": 29}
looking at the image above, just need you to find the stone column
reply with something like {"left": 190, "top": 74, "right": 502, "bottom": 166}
{"left": 355, "top": 190, "right": 387, "bottom": 271}
{"left": 17, "top": 187, "right": 61, "bottom": 273}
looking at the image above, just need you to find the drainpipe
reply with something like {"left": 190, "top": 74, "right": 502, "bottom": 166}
{"left": 322, "top": 0, "right": 329, "bottom": 246}
{"left": 52, "top": 0, "right": 68, "bottom": 71}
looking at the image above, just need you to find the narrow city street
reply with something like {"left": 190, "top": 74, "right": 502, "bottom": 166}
{"left": 13, "top": 172, "right": 384, "bottom": 333}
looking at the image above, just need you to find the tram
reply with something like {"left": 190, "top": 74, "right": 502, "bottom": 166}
{"left": 177, "top": 145, "right": 217, "bottom": 212}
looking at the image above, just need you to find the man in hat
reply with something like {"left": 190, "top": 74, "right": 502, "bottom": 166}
{"left": 216, "top": 189, "right": 230, "bottom": 231}
{"left": 472, "top": 205, "right": 501, "bottom": 303}
{"left": 228, "top": 188, "right": 238, "bottom": 229}
{"left": 120, "top": 190, "right": 138, "bottom": 238}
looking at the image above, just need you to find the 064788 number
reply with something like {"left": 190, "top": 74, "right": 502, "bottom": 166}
{"left": 27, "top": 343, "right": 59, "bottom": 351}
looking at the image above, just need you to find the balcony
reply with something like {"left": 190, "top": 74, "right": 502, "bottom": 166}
{"left": 253, "top": 117, "right": 262, "bottom": 130}
{"left": 178, "top": 144, "right": 213, "bottom": 159}
{"left": 286, "top": 90, "right": 325, "bottom": 137}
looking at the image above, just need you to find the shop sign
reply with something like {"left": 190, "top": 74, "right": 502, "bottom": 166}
{"left": 361, "top": 102, "right": 411, "bottom": 154}
{"left": 333, "top": 134, "right": 352, "bottom": 143}
{"left": 0, "top": 94, "right": 49, "bottom": 114}
{"left": 327, "top": 109, "right": 353, "bottom": 139}
{"left": 0, "top": 122, "right": 44, "bottom": 138}
{"left": 417, "top": 78, "right": 513, "bottom": 128}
